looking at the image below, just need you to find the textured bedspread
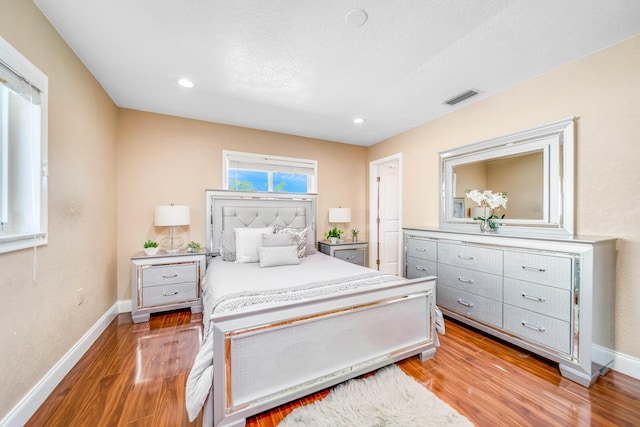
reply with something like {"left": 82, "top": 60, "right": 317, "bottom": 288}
{"left": 185, "top": 253, "right": 404, "bottom": 421}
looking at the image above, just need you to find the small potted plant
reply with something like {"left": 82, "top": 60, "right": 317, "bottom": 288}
{"left": 187, "top": 240, "right": 201, "bottom": 253}
{"left": 143, "top": 239, "right": 159, "bottom": 256}
{"left": 351, "top": 227, "right": 359, "bottom": 242}
{"left": 325, "top": 227, "right": 343, "bottom": 243}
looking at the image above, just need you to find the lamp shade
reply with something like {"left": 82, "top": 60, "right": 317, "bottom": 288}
{"left": 155, "top": 205, "right": 190, "bottom": 226}
{"left": 329, "top": 207, "right": 351, "bottom": 223}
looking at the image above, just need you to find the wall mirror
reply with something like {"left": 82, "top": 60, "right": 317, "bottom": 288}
{"left": 440, "top": 118, "right": 575, "bottom": 237}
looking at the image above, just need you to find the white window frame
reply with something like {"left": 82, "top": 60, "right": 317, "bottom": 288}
{"left": 222, "top": 150, "right": 317, "bottom": 193}
{"left": 0, "top": 36, "right": 48, "bottom": 253}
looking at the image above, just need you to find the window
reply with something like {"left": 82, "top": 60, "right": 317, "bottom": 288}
{"left": 0, "top": 37, "right": 48, "bottom": 253}
{"left": 223, "top": 151, "right": 317, "bottom": 193}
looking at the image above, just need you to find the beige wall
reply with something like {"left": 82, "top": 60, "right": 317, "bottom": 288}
{"left": 0, "top": 0, "right": 118, "bottom": 418}
{"left": 116, "top": 110, "right": 367, "bottom": 300}
{"left": 368, "top": 35, "right": 640, "bottom": 360}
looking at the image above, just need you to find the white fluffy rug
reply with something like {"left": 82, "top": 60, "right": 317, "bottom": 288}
{"left": 279, "top": 364, "right": 474, "bottom": 426}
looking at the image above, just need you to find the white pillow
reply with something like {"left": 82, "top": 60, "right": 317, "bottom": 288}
{"left": 258, "top": 245, "right": 300, "bottom": 268}
{"left": 234, "top": 227, "right": 274, "bottom": 263}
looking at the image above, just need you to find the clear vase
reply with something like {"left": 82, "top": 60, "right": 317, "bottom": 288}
{"left": 479, "top": 220, "right": 495, "bottom": 232}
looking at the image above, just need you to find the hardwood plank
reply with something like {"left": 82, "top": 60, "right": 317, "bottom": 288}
{"left": 27, "top": 311, "right": 640, "bottom": 427}
{"left": 152, "top": 373, "right": 199, "bottom": 427}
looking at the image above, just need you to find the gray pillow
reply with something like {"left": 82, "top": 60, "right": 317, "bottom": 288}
{"left": 258, "top": 245, "right": 300, "bottom": 268}
{"left": 262, "top": 233, "right": 293, "bottom": 247}
{"left": 274, "top": 225, "right": 311, "bottom": 258}
{"left": 220, "top": 230, "right": 236, "bottom": 262}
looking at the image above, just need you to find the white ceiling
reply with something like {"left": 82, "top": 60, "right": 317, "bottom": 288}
{"left": 34, "top": 0, "right": 640, "bottom": 146}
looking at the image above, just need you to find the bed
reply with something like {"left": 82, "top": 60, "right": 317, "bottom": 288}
{"left": 186, "top": 190, "right": 437, "bottom": 427}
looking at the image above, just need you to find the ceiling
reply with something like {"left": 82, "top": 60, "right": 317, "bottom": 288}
{"left": 34, "top": 0, "right": 640, "bottom": 146}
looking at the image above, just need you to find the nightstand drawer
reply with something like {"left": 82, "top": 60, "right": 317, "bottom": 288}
{"left": 142, "top": 281, "right": 198, "bottom": 307}
{"left": 142, "top": 263, "right": 198, "bottom": 287}
{"left": 334, "top": 249, "right": 365, "bottom": 265}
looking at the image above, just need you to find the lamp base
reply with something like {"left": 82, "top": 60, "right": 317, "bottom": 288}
{"left": 161, "top": 233, "right": 184, "bottom": 254}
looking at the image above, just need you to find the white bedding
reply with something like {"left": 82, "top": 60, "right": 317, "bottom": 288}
{"left": 202, "top": 252, "right": 394, "bottom": 321}
{"left": 186, "top": 252, "right": 406, "bottom": 421}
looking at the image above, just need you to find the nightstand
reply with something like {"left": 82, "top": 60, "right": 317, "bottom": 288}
{"left": 130, "top": 250, "right": 206, "bottom": 323}
{"left": 318, "top": 240, "right": 369, "bottom": 267}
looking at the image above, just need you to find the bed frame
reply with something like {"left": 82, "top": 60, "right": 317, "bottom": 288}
{"left": 202, "top": 190, "right": 437, "bottom": 427}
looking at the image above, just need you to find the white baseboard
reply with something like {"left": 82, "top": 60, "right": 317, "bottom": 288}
{"left": 612, "top": 348, "right": 640, "bottom": 380}
{"left": 0, "top": 301, "right": 131, "bottom": 427}
{"left": 593, "top": 343, "right": 640, "bottom": 380}
{"left": 118, "top": 299, "right": 132, "bottom": 314}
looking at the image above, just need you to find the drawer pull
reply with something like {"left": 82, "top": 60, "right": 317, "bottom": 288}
{"left": 415, "top": 247, "right": 428, "bottom": 252}
{"left": 415, "top": 266, "right": 427, "bottom": 271}
{"left": 162, "top": 273, "right": 179, "bottom": 278}
{"left": 521, "top": 266, "right": 546, "bottom": 273}
{"left": 345, "top": 256, "right": 356, "bottom": 260}
{"left": 521, "top": 293, "right": 546, "bottom": 303}
{"left": 458, "top": 255, "right": 475, "bottom": 261}
{"left": 457, "top": 299, "right": 474, "bottom": 308}
{"left": 457, "top": 276, "right": 474, "bottom": 284}
{"left": 162, "top": 290, "right": 179, "bottom": 296}
{"left": 521, "top": 321, "right": 546, "bottom": 332}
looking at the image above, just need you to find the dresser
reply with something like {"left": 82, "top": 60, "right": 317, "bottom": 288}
{"left": 318, "top": 240, "right": 368, "bottom": 267}
{"left": 130, "top": 251, "right": 206, "bottom": 323}
{"left": 403, "top": 227, "right": 616, "bottom": 387}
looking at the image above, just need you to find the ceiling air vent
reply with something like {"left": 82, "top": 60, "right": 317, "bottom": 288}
{"left": 443, "top": 89, "right": 480, "bottom": 106}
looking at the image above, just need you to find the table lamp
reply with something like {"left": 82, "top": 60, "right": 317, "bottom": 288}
{"left": 155, "top": 204, "right": 190, "bottom": 253}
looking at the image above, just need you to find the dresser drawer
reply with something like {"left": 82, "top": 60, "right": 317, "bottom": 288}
{"left": 406, "top": 257, "right": 437, "bottom": 279}
{"left": 438, "top": 242, "right": 503, "bottom": 275}
{"left": 437, "top": 263, "right": 503, "bottom": 301}
{"left": 142, "top": 263, "right": 198, "bottom": 288}
{"left": 334, "top": 248, "right": 365, "bottom": 265}
{"left": 503, "top": 305, "right": 571, "bottom": 354}
{"left": 437, "top": 284, "right": 503, "bottom": 328}
{"left": 142, "top": 281, "right": 198, "bottom": 307}
{"left": 504, "top": 251, "right": 573, "bottom": 289}
{"left": 405, "top": 238, "right": 437, "bottom": 261}
{"left": 504, "top": 278, "right": 571, "bottom": 321}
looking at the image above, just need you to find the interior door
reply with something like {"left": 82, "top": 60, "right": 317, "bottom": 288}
{"left": 370, "top": 156, "right": 401, "bottom": 275}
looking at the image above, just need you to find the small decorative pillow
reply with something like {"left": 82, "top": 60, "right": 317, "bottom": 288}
{"left": 234, "top": 227, "right": 274, "bottom": 263}
{"left": 258, "top": 245, "right": 300, "bottom": 268}
{"left": 220, "top": 230, "right": 236, "bottom": 262}
{"left": 274, "top": 225, "right": 308, "bottom": 258}
{"left": 262, "top": 233, "right": 293, "bottom": 247}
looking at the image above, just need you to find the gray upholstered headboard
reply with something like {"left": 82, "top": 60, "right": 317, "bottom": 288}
{"left": 205, "top": 190, "right": 317, "bottom": 254}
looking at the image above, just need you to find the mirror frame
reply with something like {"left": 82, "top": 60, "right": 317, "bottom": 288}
{"left": 440, "top": 117, "right": 575, "bottom": 237}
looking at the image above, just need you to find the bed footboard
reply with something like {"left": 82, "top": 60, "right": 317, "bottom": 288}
{"left": 207, "top": 276, "right": 436, "bottom": 427}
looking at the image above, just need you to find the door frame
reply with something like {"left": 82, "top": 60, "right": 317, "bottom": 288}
{"left": 369, "top": 153, "right": 403, "bottom": 274}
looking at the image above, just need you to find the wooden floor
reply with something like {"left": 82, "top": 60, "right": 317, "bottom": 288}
{"left": 28, "top": 310, "right": 640, "bottom": 427}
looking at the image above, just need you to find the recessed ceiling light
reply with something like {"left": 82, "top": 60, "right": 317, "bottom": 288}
{"left": 345, "top": 9, "right": 368, "bottom": 28}
{"left": 177, "top": 78, "right": 194, "bottom": 88}
{"left": 353, "top": 117, "right": 366, "bottom": 125}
